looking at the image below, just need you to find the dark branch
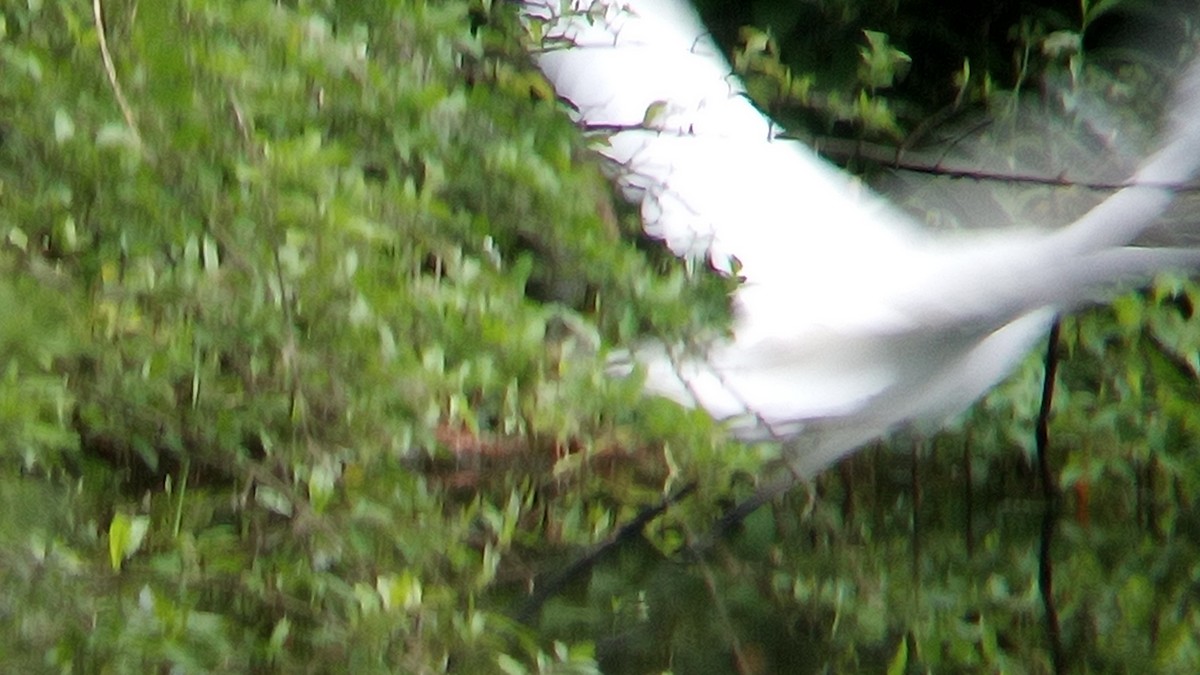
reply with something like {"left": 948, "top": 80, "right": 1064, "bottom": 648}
{"left": 1036, "top": 319, "right": 1065, "bottom": 675}
{"left": 513, "top": 482, "right": 698, "bottom": 624}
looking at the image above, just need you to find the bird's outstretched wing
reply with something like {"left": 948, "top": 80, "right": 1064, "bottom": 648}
{"left": 521, "top": 0, "right": 1200, "bottom": 478}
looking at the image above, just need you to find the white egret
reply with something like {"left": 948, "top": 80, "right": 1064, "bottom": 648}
{"left": 519, "top": 1, "right": 1200, "bottom": 494}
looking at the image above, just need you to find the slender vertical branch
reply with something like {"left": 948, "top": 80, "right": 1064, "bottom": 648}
{"left": 1037, "top": 319, "right": 1065, "bottom": 675}
{"left": 1146, "top": 455, "right": 1161, "bottom": 542}
{"left": 911, "top": 440, "right": 922, "bottom": 599}
{"left": 963, "top": 439, "right": 975, "bottom": 556}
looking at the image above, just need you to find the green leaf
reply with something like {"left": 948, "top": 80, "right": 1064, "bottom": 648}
{"left": 108, "top": 513, "right": 150, "bottom": 571}
{"left": 496, "top": 653, "right": 528, "bottom": 675}
{"left": 886, "top": 637, "right": 908, "bottom": 675}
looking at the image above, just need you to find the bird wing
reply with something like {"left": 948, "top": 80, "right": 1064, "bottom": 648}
{"left": 524, "top": 0, "right": 923, "bottom": 288}
{"left": 521, "top": 0, "right": 1200, "bottom": 475}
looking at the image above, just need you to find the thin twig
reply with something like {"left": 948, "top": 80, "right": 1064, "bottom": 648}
{"left": 93, "top": 0, "right": 144, "bottom": 152}
{"left": 694, "top": 548, "right": 753, "bottom": 674}
{"left": 577, "top": 121, "right": 1200, "bottom": 193}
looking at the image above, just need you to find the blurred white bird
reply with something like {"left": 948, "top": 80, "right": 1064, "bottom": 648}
{"left": 519, "top": 1, "right": 1200, "bottom": 486}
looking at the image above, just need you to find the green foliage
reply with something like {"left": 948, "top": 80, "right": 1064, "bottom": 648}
{"left": 0, "top": 0, "right": 720, "bottom": 670}
{"left": 710, "top": 0, "right": 1199, "bottom": 139}
{"left": 2, "top": 0, "right": 1199, "bottom": 672}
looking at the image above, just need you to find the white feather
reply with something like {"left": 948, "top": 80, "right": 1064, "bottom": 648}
{"left": 521, "top": 0, "right": 1200, "bottom": 478}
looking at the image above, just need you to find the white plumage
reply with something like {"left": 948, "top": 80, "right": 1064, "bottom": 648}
{"left": 521, "top": 0, "right": 1200, "bottom": 480}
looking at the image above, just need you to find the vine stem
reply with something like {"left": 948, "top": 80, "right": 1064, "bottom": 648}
{"left": 93, "top": 0, "right": 144, "bottom": 152}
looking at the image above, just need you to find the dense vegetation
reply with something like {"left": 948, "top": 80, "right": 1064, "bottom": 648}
{"left": 2, "top": 0, "right": 1199, "bottom": 672}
